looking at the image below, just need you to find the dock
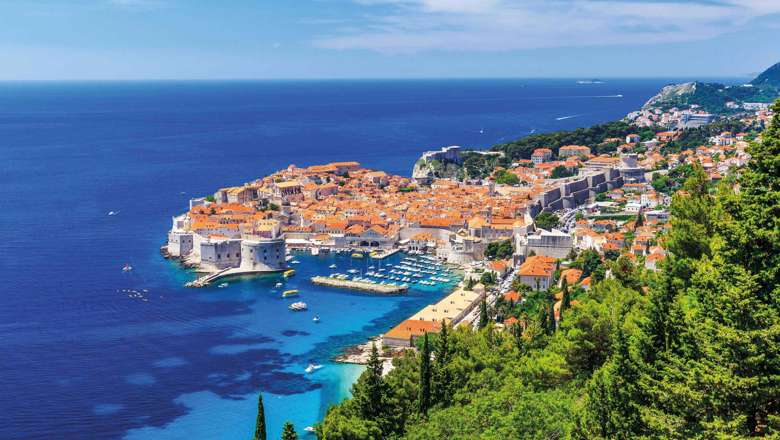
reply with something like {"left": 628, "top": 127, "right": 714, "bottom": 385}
{"left": 369, "top": 248, "right": 401, "bottom": 259}
{"left": 311, "top": 276, "right": 408, "bottom": 294}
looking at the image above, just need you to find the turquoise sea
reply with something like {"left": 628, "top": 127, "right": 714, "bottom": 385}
{"left": 0, "top": 79, "right": 714, "bottom": 439}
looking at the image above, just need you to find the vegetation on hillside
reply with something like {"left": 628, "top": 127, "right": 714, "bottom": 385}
{"left": 491, "top": 120, "right": 636, "bottom": 161}
{"left": 315, "top": 99, "right": 780, "bottom": 439}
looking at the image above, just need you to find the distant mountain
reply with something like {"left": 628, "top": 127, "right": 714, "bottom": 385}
{"left": 642, "top": 61, "right": 780, "bottom": 114}
{"left": 750, "top": 62, "right": 780, "bottom": 88}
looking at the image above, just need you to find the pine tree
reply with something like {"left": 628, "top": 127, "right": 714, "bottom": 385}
{"left": 355, "top": 342, "right": 388, "bottom": 422}
{"left": 253, "top": 393, "right": 266, "bottom": 440}
{"left": 418, "top": 332, "right": 432, "bottom": 415}
{"left": 281, "top": 421, "right": 297, "bottom": 440}
{"left": 478, "top": 299, "right": 489, "bottom": 329}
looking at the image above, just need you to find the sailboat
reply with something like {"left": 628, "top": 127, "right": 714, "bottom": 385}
{"left": 122, "top": 263, "right": 133, "bottom": 272}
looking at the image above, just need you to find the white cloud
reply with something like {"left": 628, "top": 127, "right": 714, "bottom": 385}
{"left": 315, "top": 0, "right": 780, "bottom": 53}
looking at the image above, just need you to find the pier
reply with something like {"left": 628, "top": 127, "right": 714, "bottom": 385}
{"left": 368, "top": 248, "right": 401, "bottom": 259}
{"left": 311, "top": 276, "right": 408, "bottom": 294}
{"left": 186, "top": 267, "right": 283, "bottom": 287}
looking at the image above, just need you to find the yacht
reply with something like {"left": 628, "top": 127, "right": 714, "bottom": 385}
{"left": 289, "top": 301, "right": 307, "bottom": 311}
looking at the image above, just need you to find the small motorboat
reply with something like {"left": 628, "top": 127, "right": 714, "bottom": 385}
{"left": 284, "top": 269, "right": 296, "bottom": 278}
{"left": 328, "top": 264, "right": 337, "bottom": 269}
{"left": 122, "top": 263, "right": 133, "bottom": 272}
{"left": 313, "top": 315, "right": 320, "bottom": 323}
{"left": 304, "top": 426, "right": 315, "bottom": 433}
{"left": 107, "top": 210, "right": 120, "bottom": 216}
{"left": 275, "top": 282, "right": 284, "bottom": 288}
{"left": 291, "top": 260, "right": 300, "bottom": 264}
{"left": 218, "top": 282, "right": 229, "bottom": 288}
{"left": 305, "top": 363, "right": 323, "bottom": 373}
{"left": 289, "top": 301, "right": 307, "bottom": 311}
{"left": 282, "top": 289, "right": 299, "bottom": 298}
{"left": 351, "top": 253, "right": 364, "bottom": 259}
{"left": 347, "top": 269, "right": 358, "bottom": 274}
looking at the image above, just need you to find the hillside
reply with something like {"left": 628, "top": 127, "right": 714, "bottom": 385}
{"left": 641, "top": 61, "right": 780, "bottom": 113}
{"left": 750, "top": 61, "right": 780, "bottom": 88}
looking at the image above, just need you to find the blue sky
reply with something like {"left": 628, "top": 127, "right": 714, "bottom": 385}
{"left": 1, "top": 0, "right": 778, "bottom": 79}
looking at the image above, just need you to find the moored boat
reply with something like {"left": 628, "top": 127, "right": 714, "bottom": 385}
{"left": 282, "top": 289, "right": 299, "bottom": 298}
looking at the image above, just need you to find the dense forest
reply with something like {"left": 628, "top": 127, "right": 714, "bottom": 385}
{"left": 315, "top": 100, "right": 780, "bottom": 439}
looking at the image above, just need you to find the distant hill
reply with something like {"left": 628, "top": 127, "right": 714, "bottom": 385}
{"left": 642, "top": 61, "right": 780, "bottom": 113}
{"left": 750, "top": 62, "right": 780, "bottom": 88}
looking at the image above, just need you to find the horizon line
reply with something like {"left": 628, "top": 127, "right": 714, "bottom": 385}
{"left": 0, "top": 75, "right": 753, "bottom": 83}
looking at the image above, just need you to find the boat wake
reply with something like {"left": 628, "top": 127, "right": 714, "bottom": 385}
{"left": 556, "top": 114, "right": 580, "bottom": 121}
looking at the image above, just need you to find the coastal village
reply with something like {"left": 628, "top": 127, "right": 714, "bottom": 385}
{"left": 165, "top": 102, "right": 771, "bottom": 365}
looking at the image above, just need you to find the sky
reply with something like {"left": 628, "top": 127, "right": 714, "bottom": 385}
{"left": 0, "top": 0, "right": 779, "bottom": 80}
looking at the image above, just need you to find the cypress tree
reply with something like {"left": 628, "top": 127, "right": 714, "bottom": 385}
{"left": 478, "top": 299, "right": 489, "bottom": 329}
{"left": 281, "top": 421, "right": 297, "bottom": 440}
{"left": 547, "top": 302, "right": 557, "bottom": 333}
{"left": 253, "top": 393, "right": 266, "bottom": 440}
{"left": 432, "top": 321, "right": 452, "bottom": 406}
{"left": 561, "top": 277, "right": 571, "bottom": 311}
{"left": 418, "top": 332, "right": 432, "bottom": 415}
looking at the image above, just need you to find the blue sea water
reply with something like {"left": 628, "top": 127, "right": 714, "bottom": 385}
{"left": 0, "top": 78, "right": 708, "bottom": 439}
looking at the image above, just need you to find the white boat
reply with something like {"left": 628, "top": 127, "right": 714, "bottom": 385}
{"left": 329, "top": 264, "right": 337, "bottom": 269}
{"left": 310, "top": 247, "right": 320, "bottom": 256}
{"left": 289, "top": 301, "right": 307, "bottom": 311}
{"left": 218, "top": 282, "right": 228, "bottom": 288}
{"left": 122, "top": 263, "right": 133, "bottom": 272}
{"left": 305, "top": 363, "right": 323, "bottom": 374}
{"left": 313, "top": 315, "right": 320, "bottom": 323}
{"left": 285, "top": 255, "right": 294, "bottom": 262}
{"left": 304, "top": 426, "right": 315, "bottom": 433}
{"left": 347, "top": 269, "right": 358, "bottom": 274}
{"left": 291, "top": 260, "right": 300, "bottom": 264}
{"left": 107, "top": 210, "right": 119, "bottom": 216}
{"left": 275, "top": 282, "right": 284, "bottom": 288}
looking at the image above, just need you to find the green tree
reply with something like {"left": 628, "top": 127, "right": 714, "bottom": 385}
{"left": 418, "top": 333, "right": 432, "bottom": 415}
{"left": 478, "top": 299, "right": 489, "bottom": 329}
{"left": 535, "top": 212, "right": 560, "bottom": 230}
{"left": 432, "top": 322, "right": 452, "bottom": 407}
{"left": 281, "top": 421, "right": 297, "bottom": 440}
{"left": 561, "top": 278, "right": 571, "bottom": 311}
{"left": 253, "top": 394, "right": 266, "bottom": 440}
{"left": 353, "top": 342, "right": 389, "bottom": 424}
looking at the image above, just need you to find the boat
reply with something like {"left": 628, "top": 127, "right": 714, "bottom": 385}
{"left": 347, "top": 269, "right": 358, "bottom": 274}
{"left": 305, "top": 363, "right": 323, "bottom": 373}
{"left": 275, "top": 282, "right": 284, "bottom": 288}
{"left": 122, "top": 263, "right": 133, "bottom": 272}
{"left": 351, "top": 252, "right": 364, "bottom": 258}
{"left": 304, "top": 426, "right": 316, "bottom": 433}
{"left": 313, "top": 315, "right": 320, "bottom": 323}
{"left": 285, "top": 255, "right": 294, "bottom": 262}
{"left": 284, "top": 269, "right": 296, "bottom": 278}
{"left": 282, "top": 289, "right": 299, "bottom": 298}
{"left": 218, "top": 282, "right": 229, "bottom": 288}
{"left": 329, "top": 264, "right": 337, "bottom": 269}
{"left": 290, "top": 260, "right": 300, "bottom": 264}
{"left": 289, "top": 301, "right": 307, "bottom": 311}
{"left": 310, "top": 247, "right": 320, "bottom": 256}
{"left": 107, "top": 210, "right": 119, "bottom": 216}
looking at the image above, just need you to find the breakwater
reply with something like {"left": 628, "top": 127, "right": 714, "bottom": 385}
{"left": 311, "top": 276, "right": 409, "bottom": 294}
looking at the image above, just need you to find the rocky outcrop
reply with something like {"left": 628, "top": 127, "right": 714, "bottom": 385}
{"left": 642, "top": 82, "right": 698, "bottom": 110}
